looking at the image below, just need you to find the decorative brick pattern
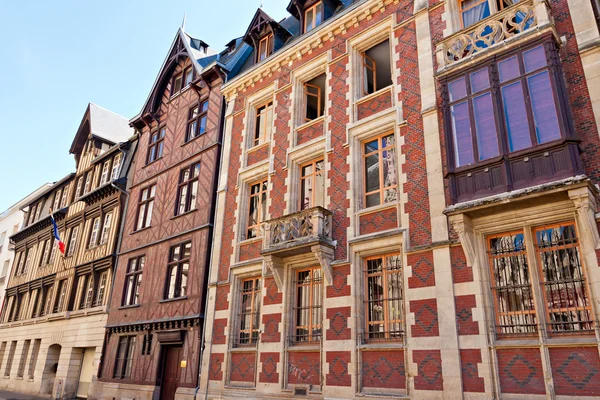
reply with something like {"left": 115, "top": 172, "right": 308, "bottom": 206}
{"left": 326, "top": 307, "right": 351, "bottom": 340}
{"left": 209, "top": 353, "right": 224, "bottom": 381}
{"left": 362, "top": 350, "right": 405, "bottom": 389}
{"left": 407, "top": 251, "right": 435, "bottom": 288}
{"left": 263, "top": 277, "right": 282, "bottom": 305}
{"left": 326, "top": 351, "right": 351, "bottom": 387}
{"left": 413, "top": 350, "right": 443, "bottom": 391}
{"left": 246, "top": 144, "right": 269, "bottom": 166}
{"left": 410, "top": 298, "right": 439, "bottom": 337}
{"left": 238, "top": 239, "right": 261, "bottom": 262}
{"left": 259, "top": 352, "right": 280, "bottom": 384}
{"left": 212, "top": 318, "right": 227, "bottom": 345}
{"left": 497, "top": 348, "right": 545, "bottom": 395}
{"left": 357, "top": 89, "right": 392, "bottom": 120}
{"left": 296, "top": 119, "right": 324, "bottom": 146}
{"left": 326, "top": 264, "right": 350, "bottom": 298}
{"left": 359, "top": 207, "right": 398, "bottom": 235}
{"left": 549, "top": 347, "right": 600, "bottom": 396}
{"left": 460, "top": 349, "right": 485, "bottom": 393}
{"left": 261, "top": 313, "right": 281, "bottom": 343}
{"left": 215, "top": 284, "right": 230, "bottom": 311}
{"left": 288, "top": 351, "right": 321, "bottom": 386}
{"left": 451, "top": 246, "right": 473, "bottom": 283}
{"left": 230, "top": 352, "right": 256, "bottom": 383}
{"left": 455, "top": 294, "right": 479, "bottom": 335}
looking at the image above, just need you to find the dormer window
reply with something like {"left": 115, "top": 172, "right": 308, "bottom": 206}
{"left": 258, "top": 34, "right": 273, "bottom": 62}
{"left": 304, "top": 2, "right": 324, "bottom": 32}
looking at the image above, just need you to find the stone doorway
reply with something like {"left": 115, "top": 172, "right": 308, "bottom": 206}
{"left": 40, "top": 344, "right": 61, "bottom": 396}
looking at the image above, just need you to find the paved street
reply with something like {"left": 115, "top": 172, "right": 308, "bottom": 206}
{"left": 0, "top": 389, "right": 48, "bottom": 400}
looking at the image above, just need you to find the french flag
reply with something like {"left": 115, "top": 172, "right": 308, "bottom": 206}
{"left": 50, "top": 214, "right": 65, "bottom": 255}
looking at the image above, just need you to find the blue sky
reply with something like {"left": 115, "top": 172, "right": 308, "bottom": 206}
{"left": 0, "top": 0, "right": 288, "bottom": 212}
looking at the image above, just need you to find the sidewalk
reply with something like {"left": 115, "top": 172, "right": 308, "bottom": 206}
{"left": 0, "top": 389, "right": 49, "bottom": 400}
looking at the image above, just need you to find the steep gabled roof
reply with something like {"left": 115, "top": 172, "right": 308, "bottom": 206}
{"left": 130, "top": 28, "right": 218, "bottom": 125}
{"left": 69, "top": 103, "right": 134, "bottom": 155}
{"left": 242, "top": 8, "right": 293, "bottom": 46}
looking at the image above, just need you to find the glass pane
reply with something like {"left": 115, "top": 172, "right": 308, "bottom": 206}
{"left": 171, "top": 246, "right": 181, "bottom": 262}
{"left": 470, "top": 68, "right": 490, "bottom": 92}
{"left": 366, "top": 193, "right": 380, "bottom": 208}
{"left": 502, "top": 82, "right": 532, "bottom": 151}
{"left": 188, "top": 121, "right": 197, "bottom": 139}
{"left": 144, "top": 200, "right": 153, "bottom": 227}
{"left": 448, "top": 77, "right": 467, "bottom": 101}
{"left": 199, "top": 115, "right": 207, "bottom": 134}
{"left": 364, "top": 139, "right": 378, "bottom": 154}
{"left": 178, "top": 186, "right": 188, "bottom": 215}
{"left": 306, "top": 8, "right": 314, "bottom": 31}
{"left": 498, "top": 56, "right": 520, "bottom": 83}
{"left": 167, "top": 266, "right": 177, "bottom": 298}
{"left": 461, "top": 1, "right": 490, "bottom": 28}
{"left": 523, "top": 45, "right": 546, "bottom": 73}
{"left": 183, "top": 243, "right": 192, "bottom": 258}
{"left": 315, "top": 162, "right": 325, "bottom": 207}
{"left": 473, "top": 92, "right": 499, "bottom": 161}
{"left": 451, "top": 101, "right": 475, "bottom": 166}
{"left": 365, "top": 154, "right": 380, "bottom": 193}
{"left": 301, "top": 175, "right": 312, "bottom": 210}
{"left": 302, "top": 164, "right": 313, "bottom": 177}
{"left": 180, "top": 263, "right": 189, "bottom": 297}
{"left": 201, "top": 101, "right": 209, "bottom": 112}
{"left": 527, "top": 71, "right": 561, "bottom": 144}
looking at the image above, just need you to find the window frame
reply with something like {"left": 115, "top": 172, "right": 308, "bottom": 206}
{"left": 362, "top": 131, "right": 398, "bottom": 209}
{"left": 99, "top": 160, "right": 111, "bottom": 185}
{"left": 257, "top": 34, "right": 273, "bottom": 62}
{"left": 164, "top": 242, "right": 192, "bottom": 300}
{"left": 304, "top": 81, "right": 323, "bottom": 123}
{"left": 304, "top": 1, "right": 324, "bottom": 33}
{"left": 253, "top": 101, "right": 273, "bottom": 147}
{"left": 88, "top": 217, "right": 101, "bottom": 248}
{"left": 246, "top": 179, "right": 268, "bottom": 240}
{"left": 299, "top": 158, "right": 325, "bottom": 211}
{"left": 186, "top": 100, "right": 209, "bottom": 142}
{"left": 113, "top": 335, "right": 136, "bottom": 379}
{"left": 175, "top": 163, "right": 200, "bottom": 216}
{"left": 183, "top": 66, "right": 194, "bottom": 87}
{"left": 172, "top": 73, "right": 183, "bottom": 95}
{"left": 146, "top": 126, "right": 166, "bottom": 165}
{"left": 66, "top": 225, "right": 79, "bottom": 257}
{"left": 236, "top": 277, "right": 262, "bottom": 346}
{"left": 99, "top": 212, "right": 113, "bottom": 246}
{"left": 136, "top": 185, "right": 156, "bottom": 230}
{"left": 123, "top": 256, "right": 144, "bottom": 307}
{"left": 293, "top": 266, "right": 323, "bottom": 343}
{"left": 111, "top": 153, "right": 122, "bottom": 181}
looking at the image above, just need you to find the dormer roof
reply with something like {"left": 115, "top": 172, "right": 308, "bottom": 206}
{"left": 242, "top": 8, "right": 293, "bottom": 47}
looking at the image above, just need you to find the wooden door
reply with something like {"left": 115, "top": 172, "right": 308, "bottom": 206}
{"left": 161, "top": 346, "right": 183, "bottom": 400}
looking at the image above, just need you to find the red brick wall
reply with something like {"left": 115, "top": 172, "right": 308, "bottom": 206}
{"left": 497, "top": 348, "right": 546, "bottom": 395}
{"left": 549, "top": 347, "right": 600, "bottom": 396}
{"left": 326, "top": 351, "right": 351, "bottom": 387}
{"left": 326, "top": 264, "right": 350, "bottom": 298}
{"left": 413, "top": 350, "right": 443, "bottom": 391}
{"left": 362, "top": 350, "right": 405, "bottom": 389}
{"left": 451, "top": 245, "right": 473, "bottom": 283}
{"left": 238, "top": 239, "right": 261, "bottom": 262}
{"left": 326, "top": 307, "right": 351, "bottom": 340}
{"left": 263, "top": 277, "right": 282, "bottom": 305}
{"left": 261, "top": 313, "right": 281, "bottom": 343}
{"left": 246, "top": 143, "right": 269, "bottom": 167}
{"left": 209, "top": 353, "right": 224, "bottom": 381}
{"left": 259, "top": 352, "right": 280, "bottom": 384}
{"left": 215, "top": 284, "right": 230, "bottom": 311}
{"left": 359, "top": 207, "right": 398, "bottom": 235}
{"left": 288, "top": 351, "right": 321, "bottom": 386}
{"left": 357, "top": 89, "right": 392, "bottom": 120}
{"left": 212, "top": 318, "right": 227, "bottom": 345}
{"left": 407, "top": 251, "right": 435, "bottom": 288}
{"left": 460, "top": 349, "right": 485, "bottom": 392}
{"left": 296, "top": 119, "right": 324, "bottom": 145}
{"left": 410, "top": 298, "right": 439, "bottom": 337}
{"left": 229, "top": 352, "right": 256, "bottom": 383}
{"left": 455, "top": 294, "right": 479, "bottom": 335}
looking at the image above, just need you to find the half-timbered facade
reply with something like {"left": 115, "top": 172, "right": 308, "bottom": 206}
{"left": 199, "top": 0, "right": 600, "bottom": 399}
{"left": 96, "top": 29, "right": 250, "bottom": 400}
{"left": 0, "top": 103, "right": 134, "bottom": 399}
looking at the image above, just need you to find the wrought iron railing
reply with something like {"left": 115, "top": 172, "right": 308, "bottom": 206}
{"left": 437, "top": 0, "right": 551, "bottom": 68}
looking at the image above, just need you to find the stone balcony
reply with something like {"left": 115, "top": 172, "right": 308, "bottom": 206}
{"left": 436, "top": 0, "right": 554, "bottom": 73}
{"left": 260, "top": 206, "right": 336, "bottom": 290}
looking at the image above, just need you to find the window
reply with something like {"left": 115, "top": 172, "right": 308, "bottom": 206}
{"left": 142, "top": 332, "right": 153, "bottom": 355}
{"left": 17, "top": 340, "right": 30, "bottom": 378}
{"left": 75, "top": 274, "right": 94, "bottom": 310}
{"left": 49, "top": 237, "right": 58, "bottom": 265}
{"left": 136, "top": 185, "right": 156, "bottom": 230}
{"left": 172, "top": 73, "right": 183, "bottom": 95}
{"left": 40, "top": 284, "right": 54, "bottom": 317}
{"left": 294, "top": 267, "right": 323, "bottom": 343}
{"left": 99, "top": 213, "right": 112, "bottom": 245}
{"left": 361, "top": 40, "right": 392, "bottom": 96}
{"left": 84, "top": 171, "right": 92, "bottom": 194}
{"left": 14, "top": 251, "right": 25, "bottom": 276}
{"left": 53, "top": 189, "right": 62, "bottom": 211}
{"left": 66, "top": 226, "right": 79, "bottom": 257}
{"left": 95, "top": 270, "right": 108, "bottom": 306}
{"left": 1, "top": 260, "right": 9, "bottom": 278}
{"left": 459, "top": 0, "right": 514, "bottom": 28}
{"left": 363, "top": 132, "right": 398, "bottom": 208}
{"left": 184, "top": 66, "right": 194, "bottom": 87}
{"left": 186, "top": 101, "right": 209, "bottom": 142}
{"left": 447, "top": 44, "right": 563, "bottom": 168}
{"left": 75, "top": 177, "right": 83, "bottom": 199}
{"left": 113, "top": 336, "right": 135, "bottom": 379}
{"left": 253, "top": 101, "right": 273, "bottom": 147}
{"left": 147, "top": 127, "right": 166, "bottom": 164}
{"left": 99, "top": 160, "right": 111, "bottom": 185}
{"left": 26, "top": 290, "right": 39, "bottom": 319}
{"left": 111, "top": 153, "right": 122, "bottom": 180}
{"left": 176, "top": 163, "right": 200, "bottom": 215}
{"left": 300, "top": 159, "right": 325, "bottom": 210}
{"left": 304, "top": 1, "right": 324, "bottom": 32}
{"left": 0, "top": 343, "right": 5, "bottom": 376}
{"left": 258, "top": 34, "right": 273, "bottom": 62}
{"left": 12, "top": 224, "right": 19, "bottom": 235}
{"left": 39, "top": 239, "right": 50, "bottom": 267}
{"left": 238, "top": 278, "right": 261, "bottom": 346}
{"left": 364, "top": 254, "right": 403, "bottom": 340}
{"left": 487, "top": 222, "right": 592, "bottom": 336}
{"left": 4, "top": 341, "right": 16, "bottom": 377}
{"left": 165, "top": 242, "right": 191, "bottom": 300}
{"left": 60, "top": 187, "right": 69, "bottom": 208}
{"left": 53, "top": 280, "right": 67, "bottom": 313}
{"left": 88, "top": 217, "right": 101, "bottom": 248}
{"left": 247, "top": 180, "right": 268, "bottom": 239}
{"left": 123, "top": 256, "right": 144, "bottom": 306}
{"left": 27, "top": 339, "right": 41, "bottom": 379}
{"left": 304, "top": 74, "right": 326, "bottom": 122}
